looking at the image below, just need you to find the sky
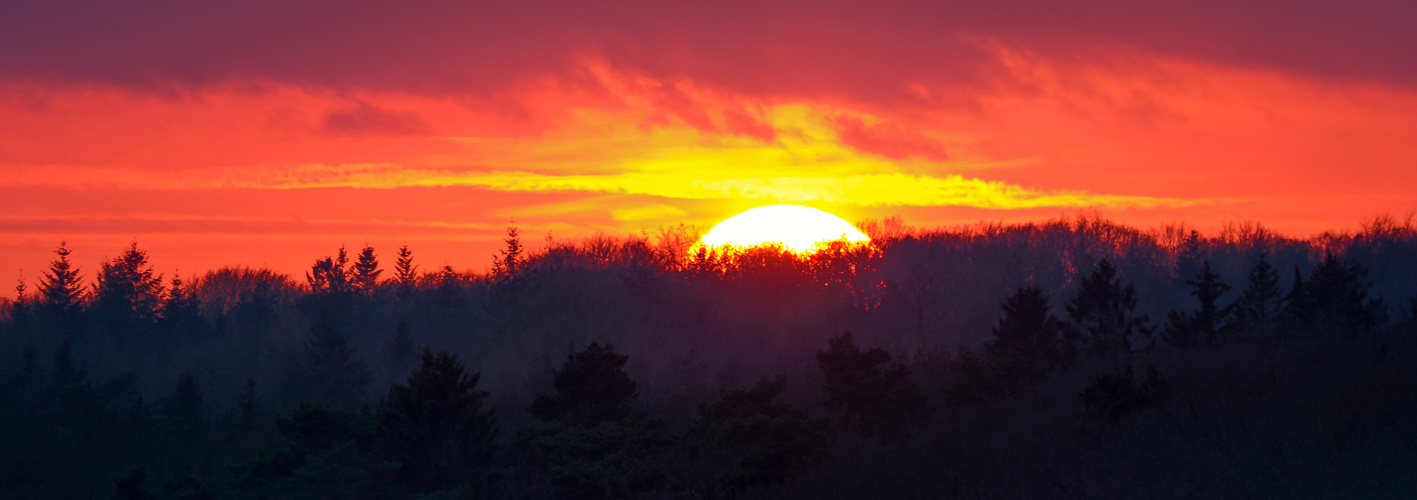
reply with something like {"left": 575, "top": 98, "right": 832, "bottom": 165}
{"left": 3, "top": 1, "right": 1416, "bottom": 291}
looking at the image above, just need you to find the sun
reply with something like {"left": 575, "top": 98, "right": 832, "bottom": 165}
{"left": 700, "top": 205, "right": 871, "bottom": 253}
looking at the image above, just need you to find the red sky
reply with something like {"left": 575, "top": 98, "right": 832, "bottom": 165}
{"left": 3, "top": 1, "right": 1416, "bottom": 291}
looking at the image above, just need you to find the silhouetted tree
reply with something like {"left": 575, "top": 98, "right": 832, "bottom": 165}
{"left": 1063, "top": 259, "right": 1152, "bottom": 358}
{"left": 816, "top": 332, "right": 927, "bottom": 436}
{"left": 158, "top": 275, "right": 205, "bottom": 340}
{"left": 93, "top": 243, "right": 165, "bottom": 340}
{"left": 351, "top": 245, "right": 382, "bottom": 296}
{"left": 37, "top": 241, "right": 85, "bottom": 331}
{"left": 306, "top": 246, "right": 351, "bottom": 297}
{"left": 164, "top": 373, "right": 204, "bottom": 431}
{"left": 434, "top": 265, "right": 466, "bottom": 309}
{"left": 984, "top": 284, "right": 1062, "bottom": 380}
{"left": 1305, "top": 253, "right": 1385, "bottom": 336}
{"left": 300, "top": 312, "right": 372, "bottom": 408}
{"left": 1280, "top": 267, "right": 1311, "bottom": 332}
{"left": 379, "top": 349, "right": 497, "bottom": 494}
{"left": 392, "top": 243, "right": 418, "bottom": 295}
{"left": 1173, "top": 229, "right": 1205, "bottom": 287}
{"left": 684, "top": 376, "right": 829, "bottom": 495}
{"left": 491, "top": 225, "right": 525, "bottom": 283}
{"left": 1164, "top": 259, "right": 1233, "bottom": 348}
{"left": 10, "top": 274, "right": 30, "bottom": 330}
{"left": 511, "top": 343, "right": 668, "bottom": 500}
{"left": 1231, "top": 252, "right": 1283, "bottom": 335}
{"left": 530, "top": 343, "right": 638, "bottom": 426}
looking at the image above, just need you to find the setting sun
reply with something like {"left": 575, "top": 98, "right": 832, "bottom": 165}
{"left": 700, "top": 205, "right": 871, "bottom": 253}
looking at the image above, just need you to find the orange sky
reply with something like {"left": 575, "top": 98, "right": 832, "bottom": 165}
{"left": 3, "top": 2, "right": 1416, "bottom": 292}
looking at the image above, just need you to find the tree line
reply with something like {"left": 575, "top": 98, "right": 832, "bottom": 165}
{"left": 3, "top": 214, "right": 1417, "bottom": 498}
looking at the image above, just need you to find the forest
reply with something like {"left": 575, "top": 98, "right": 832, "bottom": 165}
{"left": 2, "top": 212, "right": 1416, "bottom": 499}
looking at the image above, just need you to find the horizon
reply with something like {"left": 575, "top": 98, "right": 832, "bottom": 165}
{"left": 6, "top": 209, "right": 1414, "bottom": 302}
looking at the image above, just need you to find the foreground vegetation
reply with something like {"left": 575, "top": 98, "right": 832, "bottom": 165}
{"left": 3, "top": 214, "right": 1416, "bottom": 498}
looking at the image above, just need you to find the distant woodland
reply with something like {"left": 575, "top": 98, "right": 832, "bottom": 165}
{"left": 3, "top": 213, "right": 1417, "bottom": 499}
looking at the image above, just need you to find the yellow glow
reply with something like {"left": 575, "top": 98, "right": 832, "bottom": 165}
{"left": 700, "top": 204, "right": 870, "bottom": 253}
{"left": 122, "top": 104, "right": 1195, "bottom": 212}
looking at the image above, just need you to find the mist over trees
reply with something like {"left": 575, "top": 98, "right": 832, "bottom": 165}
{"left": 3, "top": 213, "right": 1417, "bottom": 498}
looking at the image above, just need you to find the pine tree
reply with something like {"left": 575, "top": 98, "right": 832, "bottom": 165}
{"left": 1280, "top": 267, "right": 1311, "bottom": 332}
{"left": 379, "top": 349, "right": 497, "bottom": 494}
{"left": 159, "top": 275, "right": 205, "bottom": 338}
{"left": 301, "top": 312, "right": 371, "bottom": 408}
{"left": 1164, "top": 259, "right": 1233, "bottom": 348}
{"left": 306, "top": 246, "right": 351, "bottom": 296}
{"left": 490, "top": 225, "right": 524, "bottom": 282}
{"left": 37, "top": 242, "right": 85, "bottom": 324}
{"left": 392, "top": 243, "right": 418, "bottom": 292}
{"left": 10, "top": 273, "right": 30, "bottom": 329}
{"left": 1173, "top": 229, "right": 1205, "bottom": 287}
{"left": 435, "top": 265, "right": 464, "bottom": 308}
{"left": 1063, "top": 259, "right": 1152, "bottom": 357}
{"left": 1304, "top": 253, "right": 1384, "bottom": 336}
{"left": 93, "top": 242, "right": 165, "bottom": 338}
{"left": 351, "top": 245, "right": 382, "bottom": 296}
{"left": 1231, "top": 252, "right": 1283, "bottom": 335}
{"left": 984, "top": 284, "right": 1061, "bottom": 380}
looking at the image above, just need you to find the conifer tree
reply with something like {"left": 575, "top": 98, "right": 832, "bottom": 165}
{"left": 351, "top": 245, "right": 382, "bottom": 296}
{"left": 380, "top": 349, "right": 497, "bottom": 494}
{"left": 1063, "top": 259, "right": 1152, "bottom": 357}
{"left": 1280, "top": 267, "right": 1311, "bottom": 332}
{"left": 490, "top": 225, "right": 524, "bottom": 282}
{"left": 1231, "top": 252, "right": 1283, "bottom": 335}
{"left": 984, "top": 284, "right": 1061, "bottom": 379}
{"left": 392, "top": 243, "right": 418, "bottom": 291}
{"left": 435, "top": 265, "right": 464, "bottom": 308}
{"left": 10, "top": 273, "right": 30, "bottom": 329}
{"left": 93, "top": 242, "right": 165, "bottom": 338}
{"left": 301, "top": 312, "right": 371, "bottom": 408}
{"left": 37, "top": 241, "right": 85, "bottom": 322}
{"left": 159, "top": 274, "right": 205, "bottom": 338}
{"left": 1304, "top": 253, "right": 1384, "bottom": 335}
{"left": 306, "top": 246, "right": 351, "bottom": 296}
{"left": 1164, "top": 259, "right": 1233, "bottom": 347}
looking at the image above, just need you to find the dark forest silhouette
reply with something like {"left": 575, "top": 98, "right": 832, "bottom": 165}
{"left": 3, "top": 213, "right": 1417, "bottom": 498}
